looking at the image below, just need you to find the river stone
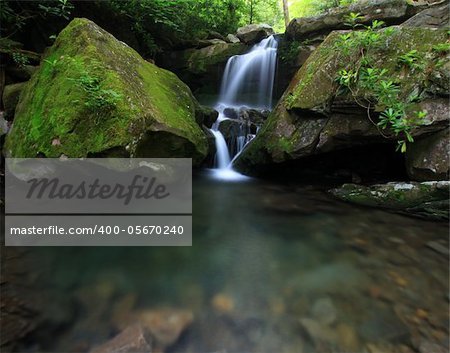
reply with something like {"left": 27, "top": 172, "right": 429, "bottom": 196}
{"left": 2, "top": 82, "right": 27, "bottom": 119}
{"left": 234, "top": 27, "right": 449, "bottom": 174}
{"left": 4, "top": 18, "right": 208, "bottom": 164}
{"left": 406, "top": 129, "right": 449, "bottom": 181}
{"left": 196, "top": 105, "right": 219, "bottom": 128}
{"left": 137, "top": 308, "right": 193, "bottom": 349}
{"left": 236, "top": 24, "right": 274, "bottom": 44}
{"left": 311, "top": 297, "right": 337, "bottom": 326}
{"left": 90, "top": 325, "right": 152, "bottom": 353}
{"left": 286, "top": 0, "right": 419, "bottom": 41}
{"left": 330, "top": 181, "right": 450, "bottom": 220}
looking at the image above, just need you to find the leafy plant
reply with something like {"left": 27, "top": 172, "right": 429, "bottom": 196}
{"left": 344, "top": 12, "right": 364, "bottom": 29}
{"left": 12, "top": 52, "right": 29, "bottom": 67}
{"left": 432, "top": 42, "right": 450, "bottom": 53}
{"left": 334, "top": 20, "right": 430, "bottom": 152}
{"left": 38, "top": 0, "right": 73, "bottom": 20}
{"left": 397, "top": 49, "right": 424, "bottom": 70}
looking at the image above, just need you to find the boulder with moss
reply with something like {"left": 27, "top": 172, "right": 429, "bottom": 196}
{"left": 286, "top": 0, "right": 421, "bottom": 41}
{"left": 159, "top": 42, "right": 247, "bottom": 93}
{"left": 330, "top": 181, "right": 449, "bottom": 220}
{"left": 234, "top": 27, "right": 449, "bottom": 175}
{"left": 4, "top": 18, "right": 208, "bottom": 164}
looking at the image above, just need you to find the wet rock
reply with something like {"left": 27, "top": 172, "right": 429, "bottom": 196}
{"left": 336, "top": 323, "right": 359, "bottom": 352}
{"left": 223, "top": 107, "right": 239, "bottom": 119}
{"left": 2, "top": 82, "right": 26, "bottom": 120}
{"left": 418, "top": 341, "right": 448, "bottom": 353}
{"left": 211, "top": 293, "right": 235, "bottom": 314}
{"left": 226, "top": 34, "right": 240, "bottom": 43}
{"left": 406, "top": 129, "right": 449, "bottom": 181}
{"left": 330, "top": 181, "right": 450, "bottom": 220}
{"left": 137, "top": 308, "right": 193, "bottom": 349}
{"left": 90, "top": 324, "right": 152, "bottom": 353}
{"left": 311, "top": 297, "right": 337, "bottom": 326}
{"left": 299, "top": 317, "right": 337, "bottom": 346}
{"left": 426, "top": 240, "right": 449, "bottom": 256}
{"left": 239, "top": 108, "right": 269, "bottom": 125}
{"left": 236, "top": 24, "right": 274, "bottom": 44}
{"left": 196, "top": 105, "right": 218, "bottom": 128}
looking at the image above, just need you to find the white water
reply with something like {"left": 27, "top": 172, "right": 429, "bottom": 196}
{"left": 210, "top": 35, "right": 278, "bottom": 181}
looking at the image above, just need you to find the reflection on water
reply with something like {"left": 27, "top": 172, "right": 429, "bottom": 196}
{"left": 5, "top": 171, "right": 449, "bottom": 352}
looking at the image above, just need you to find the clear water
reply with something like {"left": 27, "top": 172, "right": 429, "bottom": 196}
{"left": 16, "top": 172, "right": 450, "bottom": 352}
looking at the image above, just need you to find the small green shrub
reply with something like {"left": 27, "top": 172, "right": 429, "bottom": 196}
{"left": 12, "top": 52, "right": 29, "bottom": 67}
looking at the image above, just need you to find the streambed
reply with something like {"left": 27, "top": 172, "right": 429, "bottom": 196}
{"left": 10, "top": 171, "right": 448, "bottom": 353}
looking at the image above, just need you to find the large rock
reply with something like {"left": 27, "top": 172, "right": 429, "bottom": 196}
{"left": 401, "top": 2, "right": 449, "bottom": 28}
{"left": 234, "top": 27, "right": 449, "bottom": 174}
{"left": 236, "top": 24, "right": 274, "bottom": 44}
{"left": 4, "top": 18, "right": 208, "bottom": 164}
{"left": 2, "top": 82, "right": 27, "bottom": 120}
{"left": 159, "top": 42, "right": 247, "bottom": 93}
{"left": 406, "top": 129, "right": 449, "bottom": 181}
{"left": 286, "top": 0, "right": 419, "bottom": 41}
{"left": 330, "top": 181, "right": 449, "bottom": 220}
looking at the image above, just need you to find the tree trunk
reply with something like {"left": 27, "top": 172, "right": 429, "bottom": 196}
{"left": 282, "top": 0, "right": 290, "bottom": 28}
{"left": 249, "top": 0, "right": 254, "bottom": 24}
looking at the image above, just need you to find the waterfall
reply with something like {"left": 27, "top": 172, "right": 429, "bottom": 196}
{"left": 210, "top": 35, "right": 278, "bottom": 180}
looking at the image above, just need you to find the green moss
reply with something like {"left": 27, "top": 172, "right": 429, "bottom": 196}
{"left": 5, "top": 18, "right": 208, "bottom": 164}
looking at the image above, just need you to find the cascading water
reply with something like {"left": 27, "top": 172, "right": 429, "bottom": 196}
{"left": 210, "top": 35, "right": 278, "bottom": 180}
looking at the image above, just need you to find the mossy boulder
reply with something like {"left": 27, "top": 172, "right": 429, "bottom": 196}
{"left": 286, "top": 0, "right": 419, "bottom": 41}
{"left": 234, "top": 27, "right": 449, "bottom": 174}
{"left": 330, "top": 181, "right": 449, "bottom": 220}
{"left": 4, "top": 18, "right": 208, "bottom": 164}
{"left": 159, "top": 42, "right": 247, "bottom": 93}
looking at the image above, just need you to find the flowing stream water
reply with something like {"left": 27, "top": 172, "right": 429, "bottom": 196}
{"left": 210, "top": 36, "right": 278, "bottom": 180}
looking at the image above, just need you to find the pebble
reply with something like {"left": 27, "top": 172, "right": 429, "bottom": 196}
{"left": 211, "top": 293, "right": 234, "bottom": 314}
{"left": 311, "top": 297, "right": 337, "bottom": 326}
{"left": 137, "top": 308, "right": 193, "bottom": 349}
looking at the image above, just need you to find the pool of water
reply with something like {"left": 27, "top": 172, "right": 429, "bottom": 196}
{"left": 4, "top": 171, "right": 449, "bottom": 352}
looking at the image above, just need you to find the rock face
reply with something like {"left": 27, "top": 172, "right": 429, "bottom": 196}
{"left": 286, "top": 0, "right": 419, "bottom": 41}
{"left": 234, "top": 27, "right": 449, "bottom": 175}
{"left": 236, "top": 24, "right": 274, "bottom": 44}
{"left": 401, "top": 2, "right": 449, "bottom": 28}
{"left": 4, "top": 18, "right": 208, "bottom": 165}
{"left": 330, "top": 181, "right": 449, "bottom": 220}
{"left": 406, "top": 129, "right": 449, "bottom": 181}
{"left": 159, "top": 42, "right": 246, "bottom": 93}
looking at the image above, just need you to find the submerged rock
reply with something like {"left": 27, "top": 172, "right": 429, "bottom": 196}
{"left": 90, "top": 325, "right": 151, "bottom": 353}
{"left": 236, "top": 24, "right": 274, "bottom": 44}
{"left": 330, "top": 181, "right": 449, "bottom": 220}
{"left": 4, "top": 18, "right": 208, "bottom": 164}
{"left": 137, "top": 308, "right": 193, "bottom": 350}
